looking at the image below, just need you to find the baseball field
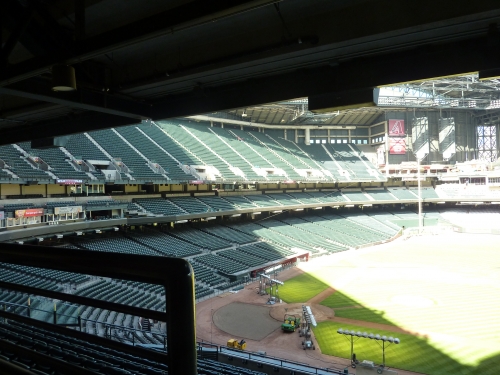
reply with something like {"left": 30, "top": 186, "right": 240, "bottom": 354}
{"left": 275, "top": 233, "right": 500, "bottom": 375}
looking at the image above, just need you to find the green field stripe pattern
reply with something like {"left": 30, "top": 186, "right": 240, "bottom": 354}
{"left": 313, "top": 321, "right": 474, "bottom": 375}
{"left": 275, "top": 273, "right": 329, "bottom": 303}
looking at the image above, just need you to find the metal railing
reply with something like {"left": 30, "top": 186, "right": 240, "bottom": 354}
{"left": 0, "top": 243, "right": 196, "bottom": 375}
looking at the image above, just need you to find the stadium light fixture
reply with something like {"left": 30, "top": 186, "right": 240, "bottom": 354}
{"left": 338, "top": 329, "right": 400, "bottom": 369}
{"left": 52, "top": 65, "right": 77, "bottom": 91}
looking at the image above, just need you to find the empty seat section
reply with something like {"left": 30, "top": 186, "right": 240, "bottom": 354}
{"left": 18, "top": 142, "right": 91, "bottom": 180}
{"left": 366, "top": 189, "right": 397, "bottom": 201}
{"left": 125, "top": 230, "right": 202, "bottom": 257}
{"left": 194, "top": 254, "right": 247, "bottom": 274}
{"left": 341, "top": 190, "right": 370, "bottom": 201}
{"left": 196, "top": 196, "right": 237, "bottom": 212}
{"left": 190, "top": 262, "right": 228, "bottom": 287}
{"left": 73, "top": 236, "right": 160, "bottom": 256}
{"left": 285, "top": 192, "right": 323, "bottom": 205}
{"left": 116, "top": 125, "right": 190, "bottom": 180}
{"left": 221, "top": 195, "right": 257, "bottom": 208}
{"left": 0, "top": 145, "right": 52, "bottom": 179}
{"left": 166, "top": 123, "right": 238, "bottom": 179}
{"left": 388, "top": 188, "right": 419, "bottom": 200}
{"left": 192, "top": 126, "right": 262, "bottom": 181}
{"left": 168, "top": 228, "right": 230, "bottom": 251}
{"left": 244, "top": 194, "right": 282, "bottom": 207}
{"left": 218, "top": 248, "right": 266, "bottom": 267}
{"left": 88, "top": 129, "right": 163, "bottom": 180}
{"left": 409, "top": 187, "right": 439, "bottom": 199}
{"left": 167, "top": 196, "right": 211, "bottom": 214}
{"left": 199, "top": 225, "right": 257, "bottom": 244}
{"left": 133, "top": 198, "right": 186, "bottom": 216}
{"left": 264, "top": 193, "right": 302, "bottom": 206}
{"left": 245, "top": 131, "right": 303, "bottom": 180}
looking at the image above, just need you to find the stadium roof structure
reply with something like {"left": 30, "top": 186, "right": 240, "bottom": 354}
{"left": 197, "top": 72, "right": 500, "bottom": 127}
{"left": 1, "top": 0, "right": 500, "bottom": 145}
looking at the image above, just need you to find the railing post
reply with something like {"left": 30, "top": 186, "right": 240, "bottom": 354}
{"left": 53, "top": 303, "right": 57, "bottom": 325}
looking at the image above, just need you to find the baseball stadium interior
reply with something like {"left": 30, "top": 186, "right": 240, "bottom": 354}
{"left": 1, "top": 1, "right": 500, "bottom": 374}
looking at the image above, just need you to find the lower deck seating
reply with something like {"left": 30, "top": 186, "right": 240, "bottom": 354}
{"left": 0, "top": 320, "right": 267, "bottom": 375}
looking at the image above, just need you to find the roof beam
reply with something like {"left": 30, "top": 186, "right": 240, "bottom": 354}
{"left": 150, "top": 33, "right": 500, "bottom": 119}
{"left": 0, "top": 112, "right": 137, "bottom": 145}
{"left": 0, "top": 79, "right": 151, "bottom": 120}
{"left": 0, "top": 0, "right": 281, "bottom": 86}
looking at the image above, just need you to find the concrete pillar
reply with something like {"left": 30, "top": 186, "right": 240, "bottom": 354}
{"left": 305, "top": 128, "right": 311, "bottom": 145}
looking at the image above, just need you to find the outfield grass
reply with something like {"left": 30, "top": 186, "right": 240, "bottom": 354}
{"left": 313, "top": 321, "right": 476, "bottom": 375}
{"left": 286, "top": 233, "right": 500, "bottom": 374}
{"left": 274, "top": 273, "right": 329, "bottom": 303}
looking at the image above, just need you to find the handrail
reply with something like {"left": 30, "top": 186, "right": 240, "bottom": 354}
{"left": 0, "top": 243, "right": 196, "bottom": 375}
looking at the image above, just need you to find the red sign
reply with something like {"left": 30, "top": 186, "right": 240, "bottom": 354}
{"left": 389, "top": 119, "right": 405, "bottom": 136}
{"left": 389, "top": 138, "right": 406, "bottom": 155}
{"left": 15, "top": 208, "right": 44, "bottom": 218}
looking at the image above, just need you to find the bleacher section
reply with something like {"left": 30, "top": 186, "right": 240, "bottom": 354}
{"left": 88, "top": 129, "right": 164, "bottom": 181}
{"left": 365, "top": 189, "right": 397, "bottom": 201}
{"left": 168, "top": 227, "right": 231, "bottom": 251}
{"left": 0, "top": 320, "right": 270, "bottom": 374}
{"left": 0, "top": 145, "right": 52, "bottom": 180}
{"left": 125, "top": 230, "right": 202, "bottom": 257}
{"left": 190, "top": 125, "right": 263, "bottom": 181}
{"left": 132, "top": 198, "right": 186, "bottom": 216}
{"left": 341, "top": 190, "right": 370, "bottom": 202}
{"left": 0, "top": 121, "right": 398, "bottom": 185}
{"left": 199, "top": 225, "right": 257, "bottom": 244}
{"left": 197, "top": 195, "right": 236, "bottom": 211}
{"left": 18, "top": 142, "right": 91, "bottom": 181}
{"left": 115, "top": 125, "right": 188, "bottom": 180}
{"left": 388, "top": 187, "right": 418, "bottom": 200}
{"left": 166, "top": 123, "right": 239, "bottom": 180}
{"left": 245, "top": 131, "right": 303, "bottom": 180}
{"left": 409, "top": 187, "right": 440, "bottom": 199}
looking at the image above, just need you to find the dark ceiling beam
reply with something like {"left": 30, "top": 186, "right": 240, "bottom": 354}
{"left": 0, "top": 0, "right": 281, "bottom": 86}
{"left": 150, "top": 33, "right": 500, "bottom": 120}
{"left": 0, "top": 2, "right": 34, "bottom": 67}
{"left": 0, "top": 112, "right": 138, "bottom": 145}
{"left": 74, "top": 0, "right": 85, "bottom": 41}
{"left": 2, "top": 0, "right": 73, "bottom": 60}
{"left": 4, "top": 30, "right": 500, "bottom": 145}
{"left": 0, "top": 79, "right": 151, "bottom": 120}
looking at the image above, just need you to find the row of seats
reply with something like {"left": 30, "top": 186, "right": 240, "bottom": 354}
{"left": 0, "top": 320, "right": 267, "bottom": 375}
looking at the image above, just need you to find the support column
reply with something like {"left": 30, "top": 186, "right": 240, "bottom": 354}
{"left": 305, "top": 128, "right": 311, "bottom": 145}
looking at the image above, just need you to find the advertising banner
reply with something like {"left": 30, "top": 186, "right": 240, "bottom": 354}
{"left": 15, "top": 208, "right": 44, "bottom": 218}
{"left": 57, "top": 179, "right": 83, "bottom": 185}
{"left": 54, "top": 206, "right": 83, "bottom": 215}
{"left": 389, "top": 137, "right": 406, "bottom": 155}
{"left": 389, "top": 119, "right": 405, "bottom": 136}
{"left": 0, "top": 211, "right": 4, "bottom": 220}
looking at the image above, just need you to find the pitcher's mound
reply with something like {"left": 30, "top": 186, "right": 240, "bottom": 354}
{"left": 213, "top": 302, "right": 281, "bottom": 340}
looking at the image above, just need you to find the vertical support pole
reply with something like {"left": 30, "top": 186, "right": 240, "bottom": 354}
{"left": 382, "top": 341, "right": 386, "bottom": 366}
{"left": 385, "top": 121, "right": 389, "bottom": 177}
{"left": 418, "top": 157, "right": 423, "bottom": 234}
{"left": 27, "top": 297, "right": 31, "bottom": 318}
{"left": 165, "top": 261, "right": 197, "bottom": 375}
{"left": 350, "top": 336, "right": 354, "bottom": 363}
